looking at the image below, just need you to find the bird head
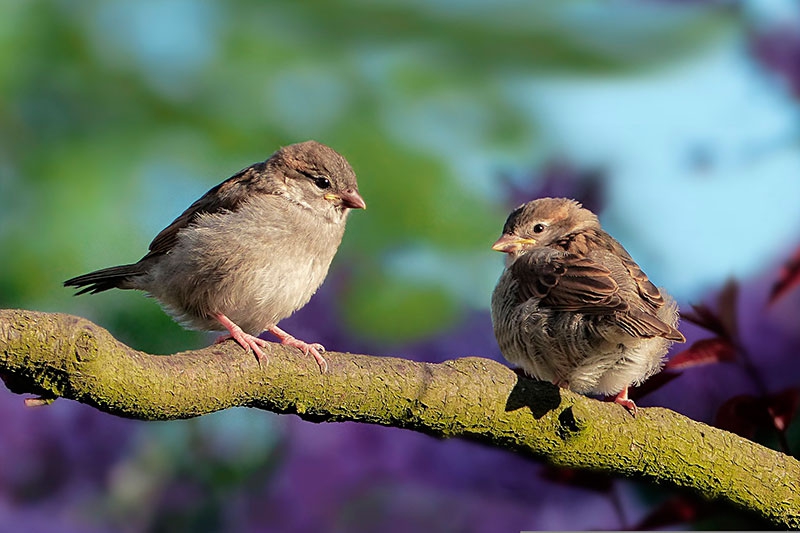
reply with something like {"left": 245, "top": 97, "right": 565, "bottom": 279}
{"left": 271, "top": 140, "right": 366, "bottom": 220}
{"left": 492, "top": 197, "right": 600, "bottom": 259}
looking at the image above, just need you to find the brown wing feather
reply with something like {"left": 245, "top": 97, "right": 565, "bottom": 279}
{"left": 512, "top": 250, "right": 682, "bottom": 340}
{"left": 512, "top": 253, "right": 624, "bottom": 313}
{"left": 594, "top": 237, "right": 683, "bottom": 340}
{"left": 583, "top": 229, "right": 665, "bottom": 308}
{"left": 608, "top": 240, "right": 665, "bottom": 307}
{"left": 617, "top": 306, "right": 684, "bottom": 340}
{"left": 144, "top": 162, "right": 272, "bottom": 259}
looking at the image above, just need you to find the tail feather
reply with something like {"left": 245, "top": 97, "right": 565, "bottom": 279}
{"left": 64, "top": 264, "right": 144, "bottom": 295}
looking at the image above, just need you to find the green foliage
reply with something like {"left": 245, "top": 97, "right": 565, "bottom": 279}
{"left": 344, "top": 270, "right": 458, "bottom": 342}
{"left": 0, "top": 0, "right": 731, "bottom": 347}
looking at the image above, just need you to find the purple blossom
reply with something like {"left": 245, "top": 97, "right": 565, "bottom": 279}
{"left": 499, "top": 158, "right": 605, "bottom": 214}
{"left": 751, "top": 26, "right": 800, "bottom": 98}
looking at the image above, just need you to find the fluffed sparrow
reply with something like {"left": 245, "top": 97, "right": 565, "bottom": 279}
{"left": 490, "top": 198, "right": 684, "bottom": 414}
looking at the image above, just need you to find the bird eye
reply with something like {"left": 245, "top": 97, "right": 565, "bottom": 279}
{"left": 313, "top": 176, "right": 331, "bottom": 189}
{"left": 533, "top": 223, "right": 545, "bottom": 234}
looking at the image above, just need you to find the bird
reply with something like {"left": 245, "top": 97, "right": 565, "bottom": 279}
{"left": 65, "top": 140, "right": 366, "bottom": 372}
{"left": 490, "top": 197, "right": 684, "bottom": 414}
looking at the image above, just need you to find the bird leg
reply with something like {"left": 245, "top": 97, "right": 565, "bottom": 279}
{"left": 553, "top": 379, "right": 570, "bottom": 389}
{"left": 213, "top": 313, "right": 270, "bottom": 364}
{"left": 613, "top": 386, "right": 637, "bottom": 417}
{"left": 267, "top": 325, "right": 328, "bottom": 373}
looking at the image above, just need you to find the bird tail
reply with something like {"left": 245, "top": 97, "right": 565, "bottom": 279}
{"left": 64, "top": 264, "right": 144, "bottom": 295}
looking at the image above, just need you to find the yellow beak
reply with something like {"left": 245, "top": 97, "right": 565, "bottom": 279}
{"left": 491, "top": 234, "right": 536, "bottom": 253}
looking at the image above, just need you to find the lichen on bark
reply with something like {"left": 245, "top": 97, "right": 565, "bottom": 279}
{"left": 1, "top": 309, "right": 798, "bottom": 528}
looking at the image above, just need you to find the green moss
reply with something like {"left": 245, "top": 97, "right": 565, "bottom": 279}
{"left": 1, "top": 309, "right": 798, "bottom": 528}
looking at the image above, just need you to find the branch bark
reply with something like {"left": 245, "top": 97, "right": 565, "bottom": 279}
{"left": 1, "top": 309, "right": 798, "bottom": 528}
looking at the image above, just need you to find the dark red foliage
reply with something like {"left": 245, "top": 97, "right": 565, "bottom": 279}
{"left": 715, "top": 394, "right": 769, "bottom": 440}
{"left": 631, "top": 496, "right": 705, "bottom": 531}
{"left": 766, "top": 387, "right": 800, "bottom": 432}
{"left": 540, "top": 466, "right": 613, "bottom": 493}
{"left": 629, "top": 371, "right": 682, "bottom": 401}
{"left": 681, "top": 304, "right": 730, "bottom": 338}
{"left": 715, "top": 388, "right": 799, "bottom": 439}
{"left": 715, "top": 279, "right": 739, "bottom": 338}
{"left": 768, "top": 245, "right": 800, "bottom": 305}
{"left": 664, "top": 337, "right": 737, "bottom": 371}
{"left": 682, "top": 279, "right": 739, "bottom": 338}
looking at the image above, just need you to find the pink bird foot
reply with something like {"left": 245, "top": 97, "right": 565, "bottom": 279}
{"left": 613, "top": 386, "right": 637, "bottom": 417}
{"left": 553, "top": 379, "right": 570, "bottom": 389}
{"left": 214, "top": 313, "right": 270, "bottom": 364}
{"left": 268, "top": 325, "right": 328, "bottom": 373}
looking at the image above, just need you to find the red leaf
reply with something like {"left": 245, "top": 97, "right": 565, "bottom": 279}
{"left": 769, "top": 245, "right": 800, "bottom": 305}
{"left": 716, "top": 278, "right": 739, "bottom": 339}
{"left": 540, "top": 466, "right": 613, "bottom": 492}
{"left": 681, "top": 303, "right": 730, "bottom": 338}
{"left": 767, "top": 387, "right": 800, "bottom": 432}
{"left": 633, "top": 497, "right": 704, "bottom": 530}
{"left": 628, "top": 371, "right": 682, "bottom": 401}
{"left": 664, "top": 338, "right": 737, "bottom": 370}
{"left": 715, "top": 394, "right": 768, "bottom": 439}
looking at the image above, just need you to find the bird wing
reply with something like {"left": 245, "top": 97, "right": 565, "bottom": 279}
{"left": 605, "top": 237, "right": 666, "bottom": 308}
{"left": 511, "top": 251, "right": 682, "bottom": 340}
{"left": 144, "top": 162, "right": 271, "bottom": 259}
{"left": 512, "top": 251, "right": 624, "bottom": 312}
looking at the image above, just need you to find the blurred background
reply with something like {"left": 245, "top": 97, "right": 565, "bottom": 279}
{"left": 2, "top": 0, "right": 799, "bottom": 530}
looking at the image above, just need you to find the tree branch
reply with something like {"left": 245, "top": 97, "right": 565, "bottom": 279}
{"left": 1, "top": 309, "right": 798, "bottom": 528}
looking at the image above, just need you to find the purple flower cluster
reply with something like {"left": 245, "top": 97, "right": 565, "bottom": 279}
{"left": 751, "top": 26, "right": 800, "bottom": 98}
{"left": 0, "top": 396, "right": 133, "bottom": 532}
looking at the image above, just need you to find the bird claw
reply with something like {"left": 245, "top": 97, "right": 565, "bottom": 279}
{"left": 213, "top": 313, "right": 270, "bottom": 365}
{"left": 215, "top": 332, "right": 270, "bottom": 365}
{"left": 553, "top": 379, "right": 570, "bottom": 389}
{"left": 281, "top": 337, "right": 328, "bottom": 373}
{"left": 268, "top": 325, "right": 328, "bottom": 373}
{"left": 613, "top": 387, "right": 637, "bottom": 417}
{"left": 213, "top": 315, "right": 328, "bottom": 372}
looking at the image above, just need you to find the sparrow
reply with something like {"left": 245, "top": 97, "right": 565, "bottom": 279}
{"left": 65, "top": 140, "right": 366, "bottom": 372}
{"left": 490, "top": 198, "right": 684, "bottom": 414}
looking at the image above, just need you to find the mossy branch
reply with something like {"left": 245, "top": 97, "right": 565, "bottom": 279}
{"left": 1, "top": 309, "right": 798, "bottom": 528}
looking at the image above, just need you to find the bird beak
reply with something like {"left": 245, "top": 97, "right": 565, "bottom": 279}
{"left": 324, "top": 190, "right": 367, "bottom": 210}
{"left": 491, "top": 234, "right": 536, "bottom": 253}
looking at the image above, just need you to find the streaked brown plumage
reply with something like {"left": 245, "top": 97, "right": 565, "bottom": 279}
{"left": 490, "top": 198, "right": 684, "bottom": 414}
{"left": 65, "top": 140, "right": 366, "bottom": 372}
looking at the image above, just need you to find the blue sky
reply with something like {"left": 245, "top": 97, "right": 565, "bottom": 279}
{"left": 521, "top": 31, "right": 800, "bottom": 300}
